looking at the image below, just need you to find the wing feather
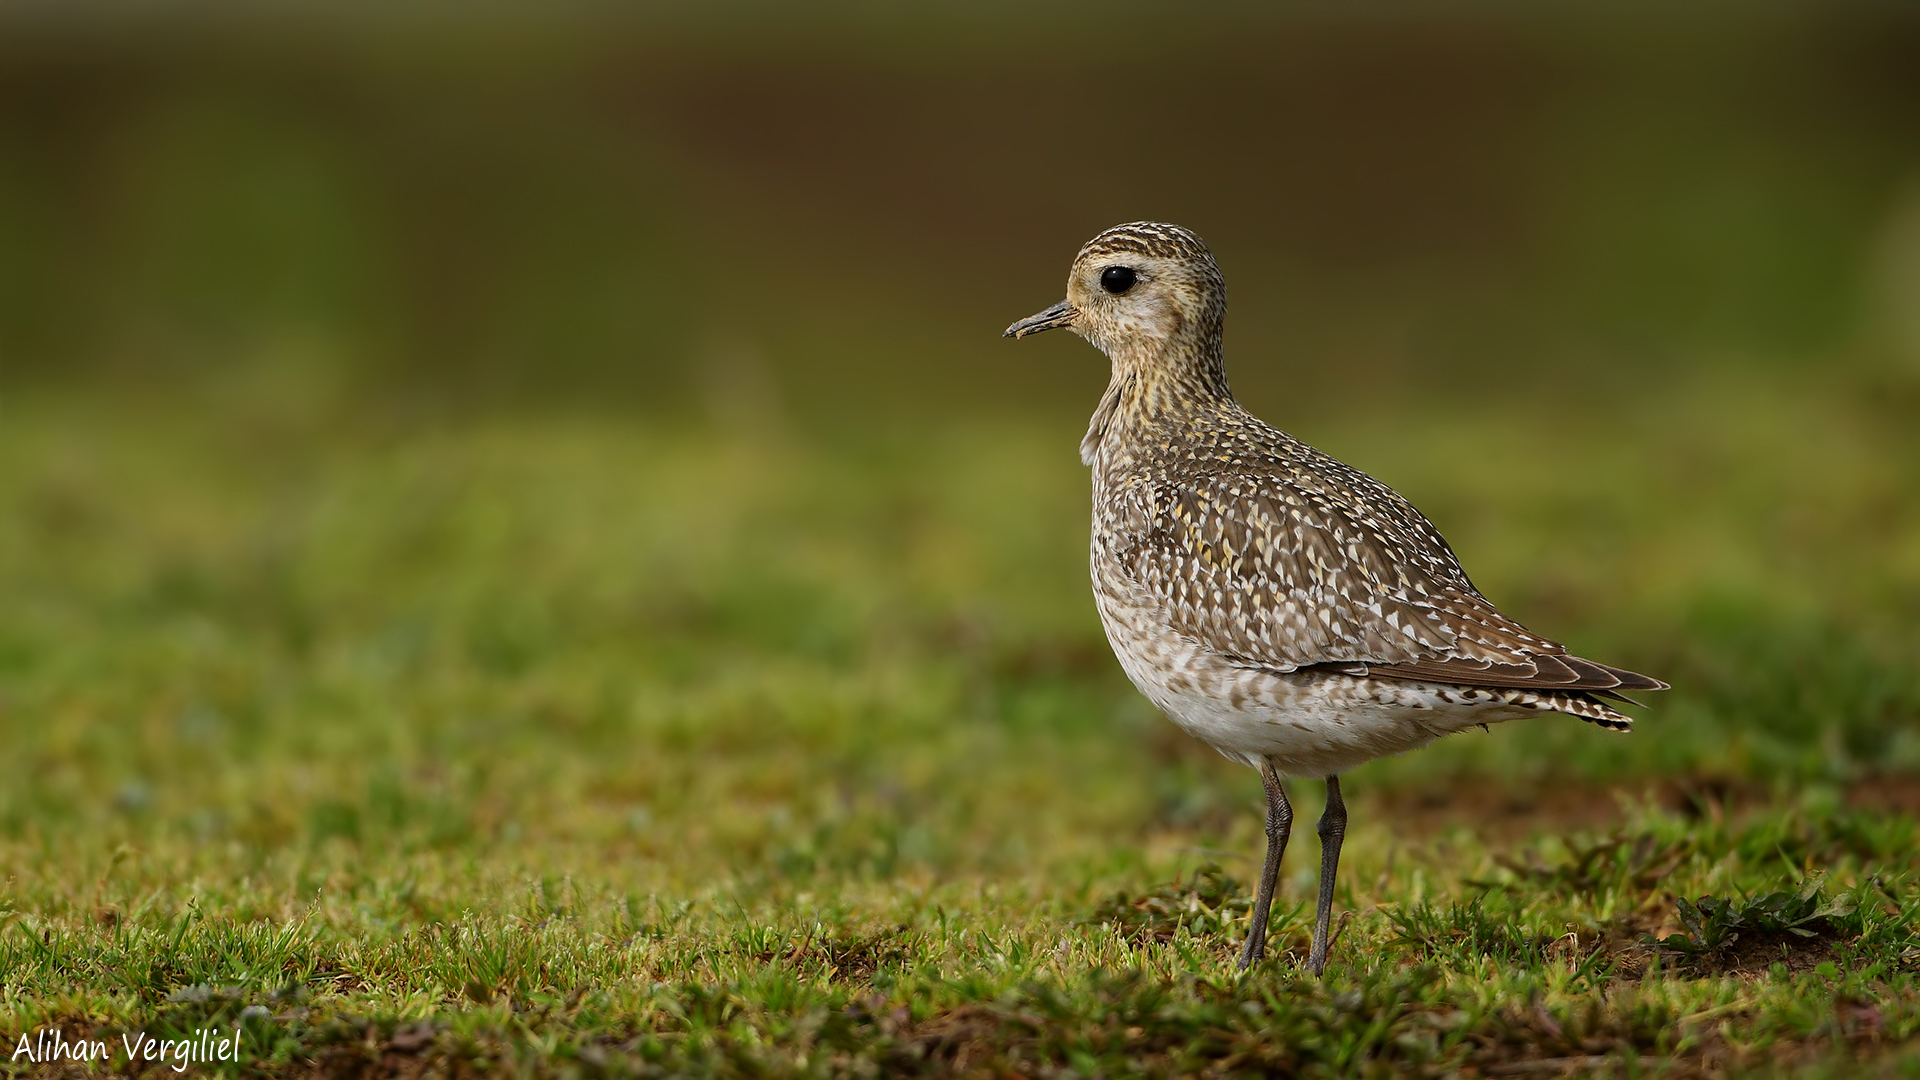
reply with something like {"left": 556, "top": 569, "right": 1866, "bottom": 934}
{"left": 1102, "top": 416, "right": 1669, "bottom": 695}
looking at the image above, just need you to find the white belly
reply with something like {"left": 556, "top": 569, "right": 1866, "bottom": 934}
{"left": 1093, "top": 580, "right": 1534, "bottom": 777}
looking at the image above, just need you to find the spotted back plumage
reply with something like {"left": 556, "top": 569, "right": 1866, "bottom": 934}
{"left": 1064, "top": 222, "right": 1666, "bottom": 715}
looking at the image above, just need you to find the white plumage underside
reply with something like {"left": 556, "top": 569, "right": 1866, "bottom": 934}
{"left": 1094, "top": 575, "right": 1628, "bottom": 777}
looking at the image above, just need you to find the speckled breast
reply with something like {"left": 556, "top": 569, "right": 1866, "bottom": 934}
{"left": 1086, "top": 478, "right": 1524, "bottom": 776}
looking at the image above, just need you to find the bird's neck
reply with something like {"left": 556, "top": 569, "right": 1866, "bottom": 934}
{"left": 1124, "top": 346, "right": 1234, "bottom": 415}
{"left": 1081, "top": 338, "right": 1236, "bottom": 466}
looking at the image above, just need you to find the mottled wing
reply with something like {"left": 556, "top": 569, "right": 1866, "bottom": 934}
{"left": 1106, "top": 430, "right": 1665, "bottom": 694}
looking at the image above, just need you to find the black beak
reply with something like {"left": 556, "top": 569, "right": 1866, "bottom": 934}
{"left": 1003, "top": 300, "right": 1079, "bottom": 339}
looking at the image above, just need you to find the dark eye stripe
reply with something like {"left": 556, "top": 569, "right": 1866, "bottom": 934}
{"left": 1100, "top": 266, "right": 1137, "bottom": 295}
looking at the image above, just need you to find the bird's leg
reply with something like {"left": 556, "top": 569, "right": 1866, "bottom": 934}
{"left": 1308, "top": 774, "right": 1347, "bottom": 974}
{"left": 1237, "top": 758, "right": 1291, "bottom": 971}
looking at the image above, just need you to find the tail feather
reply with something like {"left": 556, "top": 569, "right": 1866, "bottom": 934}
{"left": 1500, "top": 687, "right": 1634, "bottom": 731}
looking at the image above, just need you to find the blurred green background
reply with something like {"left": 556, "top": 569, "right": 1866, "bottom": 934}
{"left": 2, "top": 3, "right": 1920, "bottom": 858}
{"left": 7, "top": 5, "right": 1920, "bottom": 409}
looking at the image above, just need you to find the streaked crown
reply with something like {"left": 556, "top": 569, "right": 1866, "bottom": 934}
{"left": 1075, "top": 221, "right": 1219, "bottom": 272}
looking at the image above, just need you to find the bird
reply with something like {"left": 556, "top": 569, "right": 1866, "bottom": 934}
{"left": 1004, "top": 222, "right": 1666, "bottom": 974}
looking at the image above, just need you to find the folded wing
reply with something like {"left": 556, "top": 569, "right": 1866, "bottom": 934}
{"left": 1106, "top": 426, "right": 1667, "bottom": 695}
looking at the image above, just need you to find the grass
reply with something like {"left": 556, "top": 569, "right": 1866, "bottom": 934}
{"left": 1, "top": 362, "right": 1919, "bottom": 1077}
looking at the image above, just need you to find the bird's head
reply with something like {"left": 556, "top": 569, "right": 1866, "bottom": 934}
{"left": 1003, "top": 222, "right": 1228, "bottom": 371}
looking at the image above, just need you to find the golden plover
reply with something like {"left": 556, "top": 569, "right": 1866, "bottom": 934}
{"left": 1005, "top": 222, "right": 1666, "bottom": 973}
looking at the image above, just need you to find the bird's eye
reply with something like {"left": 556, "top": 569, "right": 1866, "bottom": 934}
{"left": 1100, "top": 266, "right": 1137, "bottom": 295}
